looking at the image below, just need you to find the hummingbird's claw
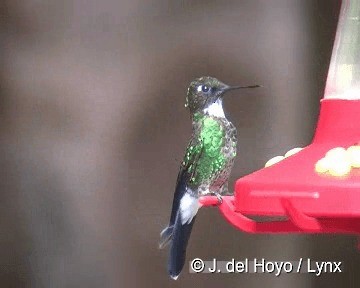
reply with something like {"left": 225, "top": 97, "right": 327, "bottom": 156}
{"left": 213, "top": 193, "right": 223, "bottom": 205}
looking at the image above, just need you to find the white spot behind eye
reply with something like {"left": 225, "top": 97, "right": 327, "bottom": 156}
{"left": 197, "top": 85, "right": 202, "bottom": 92}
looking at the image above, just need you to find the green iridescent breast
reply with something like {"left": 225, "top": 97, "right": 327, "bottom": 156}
{"left": 183, "top": 114, "right": 227, "bottom": 186}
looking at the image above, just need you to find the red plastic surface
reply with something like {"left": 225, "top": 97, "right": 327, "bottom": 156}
{"left": 200, "top": 99, "right": 360, "bottom": 237}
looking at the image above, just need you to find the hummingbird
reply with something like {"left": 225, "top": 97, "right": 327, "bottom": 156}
{"left": 159, "top": 76, "right": 259, "bottom": 279}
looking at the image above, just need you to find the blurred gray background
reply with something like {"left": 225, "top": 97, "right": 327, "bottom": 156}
{"left": 1, "top": 0, "right": 359, "bottom": 287}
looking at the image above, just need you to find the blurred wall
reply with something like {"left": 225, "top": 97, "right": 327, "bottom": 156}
{"left": 1, "top": 0, "right": 358, "bottom": 287}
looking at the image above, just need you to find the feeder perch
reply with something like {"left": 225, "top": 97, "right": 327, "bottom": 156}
{"left": 200, "top": 0, "right": 360, "bottom": 246}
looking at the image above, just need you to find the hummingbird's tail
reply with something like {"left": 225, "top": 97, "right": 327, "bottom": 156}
{"left": 160, "top": 166, "right": 199, "bottom": 280}
{"left": 168, "top": 194, "right": 198, "bottom": 280}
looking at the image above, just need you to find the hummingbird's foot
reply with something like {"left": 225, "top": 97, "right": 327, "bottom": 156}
{"left": 212, "top": 192, "right": 223, "bottom": 205}
{"left": 220, "top": 183, "right": 233, "bottom": 196}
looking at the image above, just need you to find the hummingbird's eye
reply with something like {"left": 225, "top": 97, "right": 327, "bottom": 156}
{"left": 202, "top": 85, "right": 210, "bottom": 92}
{"left": 197, "top": 85, "right": 210, "bottom": 93}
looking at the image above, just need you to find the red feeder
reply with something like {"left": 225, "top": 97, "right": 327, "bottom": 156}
{"left": 200, "top": 99, "right": 360, "bottom": 235}
{"left": 200, "top": 0, "right": 360, "bottom": 247}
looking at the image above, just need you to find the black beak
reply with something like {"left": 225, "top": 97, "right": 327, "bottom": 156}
{"left": 222, "top": 85, "right": 261, "bottom": 92}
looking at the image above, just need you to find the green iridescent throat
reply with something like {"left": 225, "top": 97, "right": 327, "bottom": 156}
{"left": 184, "top": 113, "right": 226, "bottom": 186}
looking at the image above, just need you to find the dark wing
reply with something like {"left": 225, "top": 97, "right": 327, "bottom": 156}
{"left": 166, "top": 137, "right": 203, "bottom": 278}
{"left": 159, "top": 136, "right": 203, "bottom": 249}
{"left": 169, "top": 136, "right": 203, "bottom": 226}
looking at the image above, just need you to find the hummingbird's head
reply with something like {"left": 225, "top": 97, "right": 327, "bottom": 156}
{"left": 185, "top": 76, "right": 259, "bottom": 115}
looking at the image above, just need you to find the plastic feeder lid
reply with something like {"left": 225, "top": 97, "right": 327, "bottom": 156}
{"left": 200, "top": 99, "right": 360, "bottom": 236}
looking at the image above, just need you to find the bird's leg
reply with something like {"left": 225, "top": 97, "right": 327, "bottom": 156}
{"left": 209, "top": 182, "right": 232, "bottom": 205}
{"left": 220, "top": 182, "right": 233, "bottom": 196}
{"left": 199, "top": 187, "right": 223, "bottom": 205}
{"left": 209, "top": 191, "right": 223, "bottom": 205}
{"left": 214, "top": 192, "right": 223, "bottom": 205}
{"left": 199, "top": 187, "right": 222, "bottom": 205}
